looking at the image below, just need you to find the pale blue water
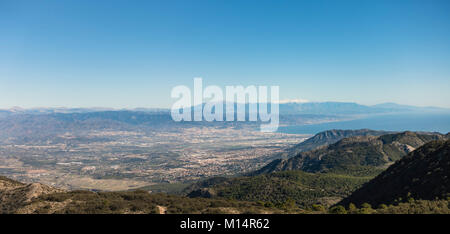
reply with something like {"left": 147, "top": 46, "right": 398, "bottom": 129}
{"left": 278, "top": 112, "right": 450, "bottom": 135}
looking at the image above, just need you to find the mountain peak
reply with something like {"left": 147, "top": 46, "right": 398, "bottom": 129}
{"left": 254, "top": 131, "right": 447, "bottom": 175}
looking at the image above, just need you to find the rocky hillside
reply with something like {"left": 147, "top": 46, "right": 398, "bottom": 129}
{"left": 274, "top": 129, "right": 389, "bottom": 160}
{"left": 254, "top": 131, "right": 447, "bottom": 176}
{"left": 0, "top": 176, "right": 63, "bottom": 213}
{"left": 338, "top": 139, "right": 450, "bottom": 207}
{"left": 0, "top": 176, "right": 285, "bottom": 214}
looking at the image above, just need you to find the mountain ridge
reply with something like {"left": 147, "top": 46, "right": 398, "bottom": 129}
{"left": 270, "top": 129, "right": 390, "bottom": 161}
{"left": 338, "top": 139, "right": 450, "bottom": 207}
{"left": 2, "top": 101, "right": 449, "bottom": 116}
{"left": 253, "top": 131, "right": 448, "bottom": 176}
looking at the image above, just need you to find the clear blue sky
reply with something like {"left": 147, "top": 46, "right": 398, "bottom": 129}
{"left": 1, "top": 0, "right": 450, "bottom": 108}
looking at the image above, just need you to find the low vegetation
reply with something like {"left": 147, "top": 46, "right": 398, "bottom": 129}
{"left": 329, "top": 199, "right": 450, "bottom": 214}
{"left": 339, "top": 140, "right": 450, "bottom": 207}
{"left": 186, "top": 170, "right": 372, "bottom": 208}
{"left": 26, "top": 190, "right": 290, "bottom": 214}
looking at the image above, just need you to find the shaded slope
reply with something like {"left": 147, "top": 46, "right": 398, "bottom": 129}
{"left": 339, "top": 140, "right": 450, "bottom": 207}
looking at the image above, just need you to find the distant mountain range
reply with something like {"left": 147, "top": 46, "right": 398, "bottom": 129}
{"left": 0, "top": 111, "right": 177, "bottom": 142}
{"left": 0, "top": 110, "right": 267, "bottom": 143}
{"left": 1, "top": 101, "right": 449, "bottom": 117}
{"left": 371, "top": 102, "right": 448, "bottom": 112}
{"left": 1, "top": 102, "right": 448, "bottom": 138}
{"left": 3, "top": 101, "right": 446, "bottom": 142}
{"left": 279, "top": 101, "right": 449, "bottom": 115}
{"left": 0, "top": 107, "right": 168, "bottom": 116}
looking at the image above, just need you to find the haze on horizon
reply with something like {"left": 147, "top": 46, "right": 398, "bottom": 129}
{"left": 1, "top": 0, "right": 450, "bottom": 109}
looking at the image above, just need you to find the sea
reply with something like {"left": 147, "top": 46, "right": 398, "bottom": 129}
{"left": 278, "top": 112, "right": 450, "bottom": 135}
